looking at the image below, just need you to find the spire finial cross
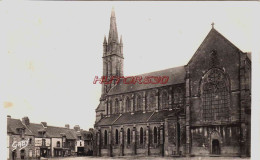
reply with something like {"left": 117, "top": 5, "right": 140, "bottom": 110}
{"left": 211, "top": 22, "right": 215, "bottom": 28}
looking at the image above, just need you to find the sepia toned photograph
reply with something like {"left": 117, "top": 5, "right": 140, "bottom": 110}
{"left": 2, "top": 1, "right": 259, "bottom": 160}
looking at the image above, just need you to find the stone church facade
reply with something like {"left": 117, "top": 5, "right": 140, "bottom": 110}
{"left": 94, "top": 9, "right": 251, "bottom": 157}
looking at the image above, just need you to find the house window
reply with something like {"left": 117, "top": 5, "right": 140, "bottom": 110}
{"left": 104, "top": 130, "right": 108, "bottom": 146}
{"left": 140, "top": 127, "right": 144, "bottom": 144}
{"left": 202, "top": 68, "right": 230, "bottom": 121}
{"left": 162, "top": 91, "right": 168, "bottom": 109}
{"left": 29, "top": 149, "right": 33, "bottom": 157}
{"left": 127, "top": 128, "right": 131, "bottom": 145}
{"left": 126, "top": 97, "right": 131, "bottom": 112}
{"left": 136, "top": 95, "right": 142, "bottom": 111}
{"left": 57, "top": 141, "right": 60, "bottom": 147}
{"left": 42, "top": 139, "right": 46, "bottom": 146}
{"left": 29, "top": 138, "right": 32, "bottom": 144}
{"left": 20, "top": 149, "right": 25, "bottom": 159}
{"left": 115, "top": 129, "right": 119, "bottom": 145}
{"left": 154, "top": 127, "right": 158, "bottom": 144}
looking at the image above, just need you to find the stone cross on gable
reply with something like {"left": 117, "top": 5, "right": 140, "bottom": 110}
{"left": 211, "top": 22, "right": 215, "bottom": 29}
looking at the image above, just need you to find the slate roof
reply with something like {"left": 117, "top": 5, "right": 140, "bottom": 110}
{"left": 7, "top": 117, "right": 90, "bottom": 140}
{"left": 107, "top": 66, "right": 185, "bottom": 95}
{"left": 45, "top": 126, "right": 77, "bottom": 139}
{"left": 148, "top": 110, "right": 174, "bottom": 122}
{"left": 26, "top": 123, "right": 46, "bottom": 137}
{"left": 246, "top": 52, "right": 251, "bottom": 61}
{"left": 95, "top": 114, "right": 120, "bottom": 126}
{"left": 7, "top": 118, "right": 33, "bottom": 136}
{"left": 114, "top": 111, "right": 153, "bottom": 125}
{"left": 96, "top": 110, "right": 177, "bottom": 126}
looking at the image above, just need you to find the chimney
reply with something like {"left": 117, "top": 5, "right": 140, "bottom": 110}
{"left": 41, "top": 122, "right": 47, "bottom": 128}
{"left": 65, "top": 124, "right": 70, "bottom": 129}
{"left": 74, "top": 125, "right": 80, "bottom": 131}
{"left": 7, "top": 115, "right": 11, "bottom": 119}
{"left": 22, "top": 117, "right": 30, "bottom": 125}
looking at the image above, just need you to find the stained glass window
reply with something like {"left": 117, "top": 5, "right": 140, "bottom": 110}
{"left": 154, "top": 127, "right": 158, "bottom": 144}
{"left": 127, "top": 128, "right": 131, "bottom": 144}
{"left": 104, "top": 130, "right": 108, "bottom": 146}
{"left": 202, "top": 68, "right": 229, "bottom": 121}
{"left": 148, "top": 93, "right": 156, "bottom": 111}
{"left": 140, "top": 127, "right": 144, "bottom": 144}
{"left": 162, "top": 91, "right": 168, "bottom": 109}
{"left": 173, "top": 88, "right": 183, "bottom": 108}
{"left": 115, "top": 129, "right": 119, "bottom": 145}
{"left": 136, "top": 95, "right": 142, "bottom": 111}
{"left": 126, "top": 97, "right": 131, "bottom": 112}
{"left": 115, "top": 99, "right": 119, "bottom": 114}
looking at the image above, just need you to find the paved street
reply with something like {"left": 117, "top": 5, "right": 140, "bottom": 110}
{"left": 46, "top": 156, "right": 250, "bottom": 160}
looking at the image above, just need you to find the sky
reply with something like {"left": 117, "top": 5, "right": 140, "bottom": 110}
{"left": 0, "top": 2, "right": 259, "bottom": 133}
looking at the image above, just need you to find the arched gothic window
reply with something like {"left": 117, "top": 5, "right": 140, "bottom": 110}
{"left": 140, "top": 127, "right": 144, "bottom": 144}
{"left": 148, "top": 92, "right": 156, "bottom": 111}
{"left": 126, "top": 97, "right": 131, "bottom": 112}
{"left": 110, "top": 100, "right": 113, "bottom": 114}
{"left": 173, "top": 88, "right": 183, "bottom": 108}
{"left": 136, "top": 94, "right": 142, "bottom": 111}
{"left": 202, "top": 68, "right": 230, "bottom": 121}
{"left": 162, "top": 91, "right": 168, "bottom": 109}
{"left": 104, "top": 130, "right": 108, "bottom": 146}
{"left": 127, "top": 128, "right": 131, "bottom": 145}
{"left": 154, "top": 127, "right": 158, "bottom": 144}
{"left": 115, "top": 129, "right": 119, "bottom": 145}
{"left": 115, "top": 99, "right": 119, "bottom": 114}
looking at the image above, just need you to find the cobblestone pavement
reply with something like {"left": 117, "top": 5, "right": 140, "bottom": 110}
{"left": 46, "top": 156, "right": 250, "bottom": 160}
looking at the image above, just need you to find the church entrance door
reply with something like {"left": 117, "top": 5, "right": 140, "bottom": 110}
{"left": 212, "top": 139, "right": 220, "bottom": 155}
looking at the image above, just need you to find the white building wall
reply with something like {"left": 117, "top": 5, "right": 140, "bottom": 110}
{"left": 51, "top": 138, "right": 62, "bottom": 157}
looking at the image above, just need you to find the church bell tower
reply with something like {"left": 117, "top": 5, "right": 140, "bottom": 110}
{"left": 101, "top": 7, "right": 124, "bottom": 98}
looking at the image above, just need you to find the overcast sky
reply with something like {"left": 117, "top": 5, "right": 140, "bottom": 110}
{"left": 1, "top": 2, "right": 259, "bottom": 133}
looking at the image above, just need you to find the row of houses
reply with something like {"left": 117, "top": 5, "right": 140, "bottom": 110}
{"left": 7, "top": 115, "right": 94, "bottom": 160}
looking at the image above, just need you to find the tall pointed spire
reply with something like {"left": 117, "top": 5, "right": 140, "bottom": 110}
{"left": 120, "top": 35, "right": 123, "bottom": 44}
{"left": 103, "top": 35, "right": 107, "bottom": 45}
{"left": 108, "top": 7, "right": 119, "bottom": 44}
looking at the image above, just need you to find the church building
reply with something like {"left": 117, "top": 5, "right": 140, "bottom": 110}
{"left": 94, "top": 8, "right": 251, "bottom": 157}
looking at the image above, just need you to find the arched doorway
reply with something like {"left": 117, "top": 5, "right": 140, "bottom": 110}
{"left": 210, "top": 130, "right": 222, "bottom": 155}
{"left": 212, "top": 139, "right": 220, "bottom": 154}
